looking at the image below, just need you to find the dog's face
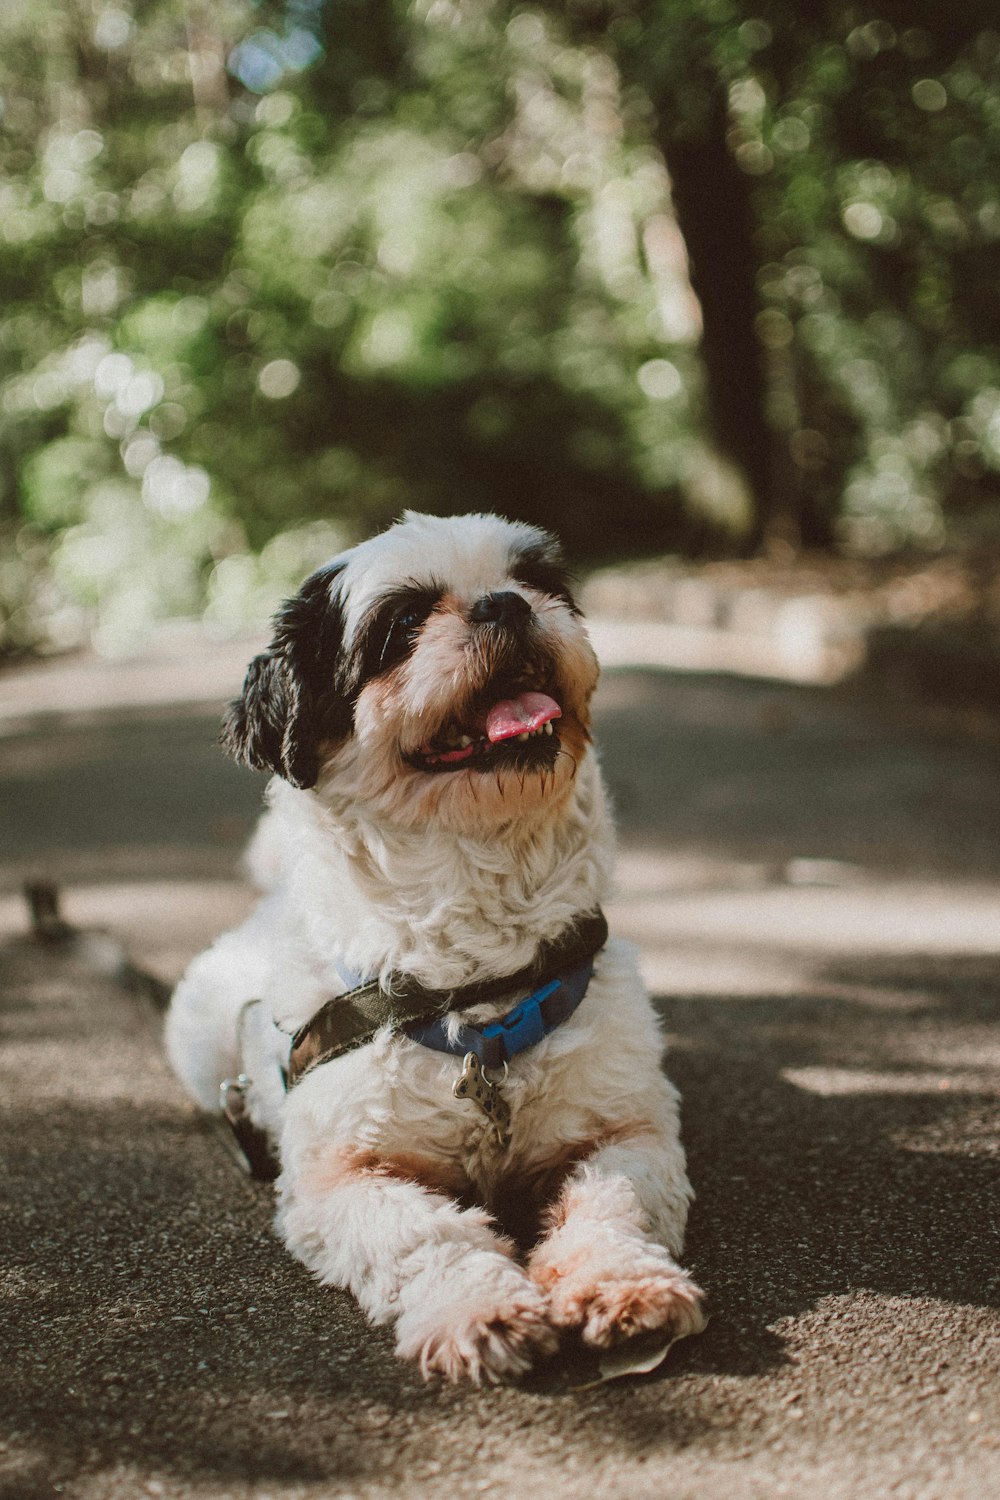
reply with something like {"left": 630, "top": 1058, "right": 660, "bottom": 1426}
{"left": 224, "top": 512, "right": 600, "bottom": 832}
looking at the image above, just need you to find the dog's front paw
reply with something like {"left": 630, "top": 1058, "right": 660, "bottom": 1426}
{"left": 532, "top": 1238, "right": 705, "bottom": 1349}
{"left": 396, "top": 1253, "right": 558, "bottom": 1384}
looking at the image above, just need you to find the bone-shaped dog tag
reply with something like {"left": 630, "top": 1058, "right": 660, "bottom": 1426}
{"left": 453, "top": 1052, "right": 512, "bottom": 1148}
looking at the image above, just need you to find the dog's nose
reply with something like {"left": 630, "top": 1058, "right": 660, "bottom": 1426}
{"left": 469, "top": 591, "right": 533, "bottom": 627}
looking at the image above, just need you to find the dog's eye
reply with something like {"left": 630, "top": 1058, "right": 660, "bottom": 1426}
{"left": 390, "top": 607, "right": 425, "bottom": 642}
{"left": 379, "top": 603, "right": 431, "bottom": 669}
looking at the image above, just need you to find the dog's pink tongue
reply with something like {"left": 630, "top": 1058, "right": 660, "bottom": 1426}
{"left": 485, "top": 691, "right": 561, "bottom": 744}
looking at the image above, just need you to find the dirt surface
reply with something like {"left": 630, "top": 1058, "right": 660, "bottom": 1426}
{"left": 584, "top": 547, "right": 1000, "bottom": 712}
{"left": 2, "top": 647, "right": 999, "bottom": 1500}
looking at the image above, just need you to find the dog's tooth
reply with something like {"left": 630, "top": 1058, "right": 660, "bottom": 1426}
{"left": 545, "top": 722, "right": 554, "bottom": 735}
{"left": 459, "top": 735, "right": 471, "bottom": 747}
{"left": 517, "top": 732, "right": 529, "bottom": 742}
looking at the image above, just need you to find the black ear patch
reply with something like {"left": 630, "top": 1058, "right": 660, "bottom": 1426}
{"left": 222, "top": 565, "right": 351, "bottom": 789}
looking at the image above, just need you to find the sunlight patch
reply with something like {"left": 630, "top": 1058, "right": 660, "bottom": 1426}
{"left": 782, "top": 1067, "right": 998, "bottom": 1097}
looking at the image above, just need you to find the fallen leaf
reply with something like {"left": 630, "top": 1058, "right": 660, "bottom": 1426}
{"left": 570, "top": 1320, "right": 708, "bottom": 1389}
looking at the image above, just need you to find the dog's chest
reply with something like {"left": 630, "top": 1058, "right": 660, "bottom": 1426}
{"left": 282, "top": 948, "right": 663, "bottom": 1222}
{"left": 311, "top": 1016, "right": 609, "bottom": 1178}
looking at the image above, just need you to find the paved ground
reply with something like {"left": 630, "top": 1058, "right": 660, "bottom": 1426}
{"left": 1, "top": 635, "right": 999, "bottom": 1499}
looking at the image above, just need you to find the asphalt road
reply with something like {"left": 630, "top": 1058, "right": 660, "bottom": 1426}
{"left": 1, "top": 649, "right": 999, "bottom": 1500}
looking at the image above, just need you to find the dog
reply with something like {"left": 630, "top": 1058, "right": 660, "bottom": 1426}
{"left": 165, "top": 510, "right": 705, "bottom": 1382}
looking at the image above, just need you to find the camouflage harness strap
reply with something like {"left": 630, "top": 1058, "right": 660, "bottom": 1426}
{"left": 286, "top": 909, "right": 609, "bottom": 1088}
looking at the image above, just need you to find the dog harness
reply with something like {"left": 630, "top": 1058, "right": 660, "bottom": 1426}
{"left": 220, "top": 911, "right": 608, "bottom": 1178}
{"left": 286, "top": 908, "right": 608, "bottom": 1086}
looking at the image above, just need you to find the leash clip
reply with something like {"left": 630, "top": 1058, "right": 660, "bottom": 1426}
{"left": 453, "top": 1052, "right": 511, "bottom": 1149}
{"left": 218, "top": 1074, "right": 280, "bottom": 1181}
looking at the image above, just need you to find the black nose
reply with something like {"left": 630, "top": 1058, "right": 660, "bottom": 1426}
{"left": 469, "top": 591, "right": 533, "bottom": 627}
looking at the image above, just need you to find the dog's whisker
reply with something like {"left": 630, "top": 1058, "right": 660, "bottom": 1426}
{"left": 555, "top": 746, "right": 578, "bottom": 783}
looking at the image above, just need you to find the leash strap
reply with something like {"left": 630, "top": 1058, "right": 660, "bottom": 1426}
{"left": 286, "top": 909, "right": 608, "bottom": 1088}
{"left": 219, "top": 1074, "right": 281, "bottom": 1182}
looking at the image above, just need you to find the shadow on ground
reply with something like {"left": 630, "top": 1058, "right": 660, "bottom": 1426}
{"left": 4, "top": 666, "right": 1000, "bottom": 894}
{"left": 597, "top": 668, "right": 1000, "bottom": 878}
{"left": 662, "top": 953, "right": 1000, "bottom": 1383}
{"left": 0, "top": 705, "right": 264, "bottom": 893}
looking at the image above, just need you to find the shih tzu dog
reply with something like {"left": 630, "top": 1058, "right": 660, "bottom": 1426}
{"left": 166, "top": 510, "right": 704, "bottom": 1382}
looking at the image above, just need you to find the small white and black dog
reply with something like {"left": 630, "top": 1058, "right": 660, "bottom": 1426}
{"left": 166, "top": 510, "right": 704, "bottom": 1382}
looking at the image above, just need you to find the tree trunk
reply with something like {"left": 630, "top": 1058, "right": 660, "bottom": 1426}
{"left": 655, "top": 93, "right": 785, "bottom": 552}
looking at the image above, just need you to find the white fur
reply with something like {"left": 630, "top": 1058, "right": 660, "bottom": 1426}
{"left": 165, "top": 512, "right": 704, "bottom": 1381}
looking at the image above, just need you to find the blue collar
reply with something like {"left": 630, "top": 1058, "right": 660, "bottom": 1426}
{"left": 335, "top": 956, "right": 596, "bottom": 1071}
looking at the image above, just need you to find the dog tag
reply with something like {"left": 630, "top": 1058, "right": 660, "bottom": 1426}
{"left": 453, "top": 1052, "right": 511, "bottom": 1149}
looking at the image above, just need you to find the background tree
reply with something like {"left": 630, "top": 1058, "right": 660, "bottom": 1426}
{"left": 595, "top": 0, "right": 1000, "bottom": 549}
{"left": 1, "top": 0, "right": 999, "bottom": 654}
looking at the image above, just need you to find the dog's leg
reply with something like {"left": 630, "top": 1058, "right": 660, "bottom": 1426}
{"left": 527, "top": 1128, "right": 705, "bottom": 1348}
{"left": 278, "top": 1153, "right": 558, "bottom": 1383}
{"left": 165, "top": 893, "right": 290, "bottom": 1110}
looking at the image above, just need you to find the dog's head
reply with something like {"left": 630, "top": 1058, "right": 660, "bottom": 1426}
{"left": 223, "top": 511, "right": 600, "bottom": 831}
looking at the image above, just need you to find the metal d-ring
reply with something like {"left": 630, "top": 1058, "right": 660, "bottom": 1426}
{"left": 219, "top": 1073, "right": 251, "bottom": 1117}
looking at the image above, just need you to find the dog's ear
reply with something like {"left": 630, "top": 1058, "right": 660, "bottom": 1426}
{"left": 222, "top": 565, "right": 351, "bottom": 789}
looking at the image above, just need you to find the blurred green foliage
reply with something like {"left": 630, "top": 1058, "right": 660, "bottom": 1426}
{"left": 1, "top": 0, "right": 999, "bottom": 653}
{"left": 631, "top": 0, "right": 1000, "bottom": 554}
